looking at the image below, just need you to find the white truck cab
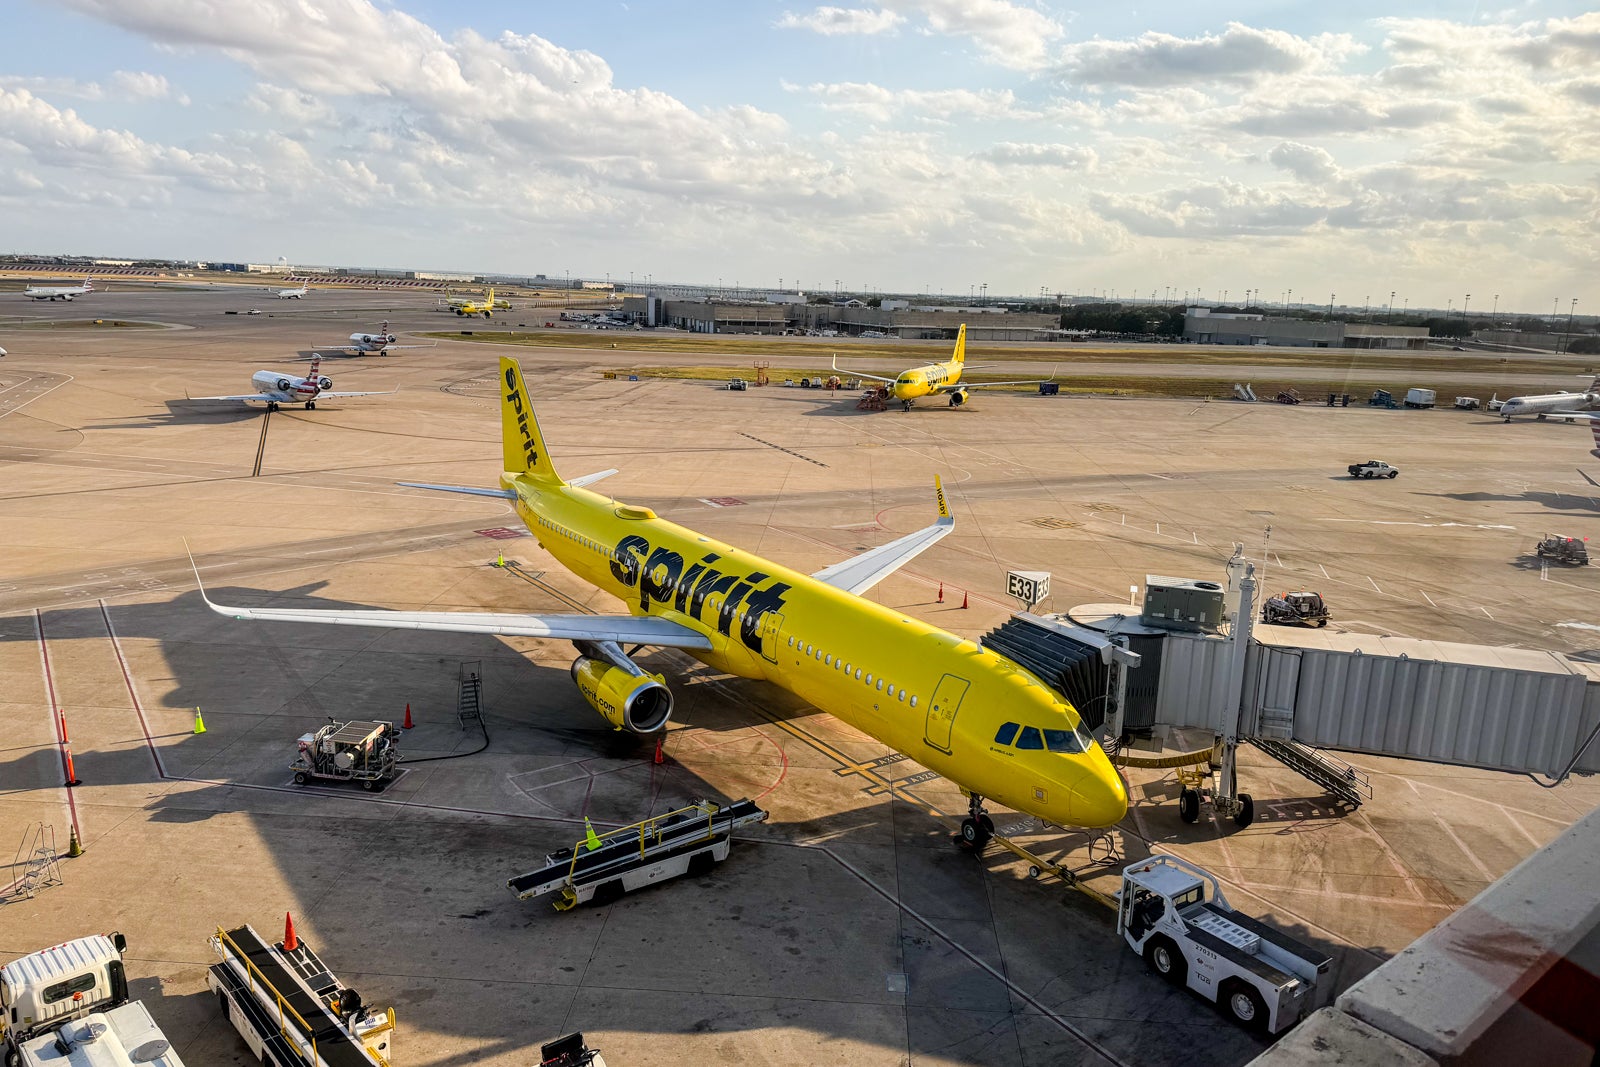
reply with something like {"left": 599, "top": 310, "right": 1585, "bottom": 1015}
{"left": 2, "top": 933, "right": 182, "bottom": 1066}
{"left": 1117, "top": 856, "right": 1330, "bottom": 1034}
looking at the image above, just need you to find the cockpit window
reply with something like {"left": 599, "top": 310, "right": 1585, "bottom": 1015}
{"left": 1043, "top": 728, "right": 1088, "bottom": 754}
{"left": 1015, "top": 726, "right": 1044, "bottom": 750}
{"left": 994, "top": 722, "right": 1019, "bottom": 745}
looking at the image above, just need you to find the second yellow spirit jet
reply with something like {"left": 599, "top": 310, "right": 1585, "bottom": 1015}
{"left": 198, "top": 357, "right": 1126, "bottom": 843}
{"left": 834, "top": 324, "right": 1052, "bottom": 411}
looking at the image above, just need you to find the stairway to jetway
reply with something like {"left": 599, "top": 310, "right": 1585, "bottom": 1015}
{"left": 981, "top": 617, "right": 1110, "bottom": 730}
{"left": 1247, "top": 736, "right": 1372, "bottom": 807}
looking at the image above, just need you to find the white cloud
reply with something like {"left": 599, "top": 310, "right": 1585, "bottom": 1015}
{"left": 977, "top": 142, "right": 1097, "bottom": 170}
{"left": 1058, "top": 23, "right": 1363, "bottom": 88}
{"left": 1268, "top": 142, "right": 1339, "bottom": 183}
{"left": 776, "top": 7, "right": 905, "bottom": 36}
{"left": 792, "top": 80, "right": 1026, "bottom": 122}
{"left": 111, "top": 70, "right": 182, "bottom": 101}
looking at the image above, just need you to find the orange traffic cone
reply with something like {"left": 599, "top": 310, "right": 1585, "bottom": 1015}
{"left": 653, "top": 736, "right": 665, "bottom": 765}
{"left": 403, "top": 703, "right": 414, "bottom": 729}
{"left": 58, "top": 709, "right": 69, "bottom": 743}
{"left": 283, "top": 912, "right": 299, "bottom": 952}
{"left": 64, "top": 744, "right": 81, "bottom": 787}
{"left": 937, "top": 583, "right": 944, "bottom": 603}
{"left": 960, "top": 590, "right": 969, "bottom": 609}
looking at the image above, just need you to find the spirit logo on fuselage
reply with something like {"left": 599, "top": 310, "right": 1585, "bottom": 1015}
{"left": 610, "top": 534, "right": 790, "bottom": 652}
{"left": 504, "top": 367, "right": 540, "bottom": 469}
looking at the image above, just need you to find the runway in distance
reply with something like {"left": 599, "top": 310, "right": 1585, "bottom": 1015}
{"left": 834, "top": 324, "right": 1052, "bottom": 411}
{"left": 24, "top": 276, "right": 94, "bottom": 301}
{"left": 315, "top": 320, "right": 436, "bottom": 355}
{"left": 197, "top": 356, "right": 1128, "bottom": 841}
{"left": 276, "top": 280, "right": 310, "bottom": 299}
{"left": 190, "top": 353, "right": 394, "bottom": 410}
{"left": 1497, "top": 378, "right": 1600, "bottom": 421}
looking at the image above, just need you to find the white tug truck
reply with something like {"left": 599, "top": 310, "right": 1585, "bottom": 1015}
{"left": 208, "top": 916, "right": 396, "bottom": 1067}
{"left": 1, "top": 933, "right": 185, "bottom": 1067}
{"left": 1117, "top": 856, "right": 1330, "bottom": 1034}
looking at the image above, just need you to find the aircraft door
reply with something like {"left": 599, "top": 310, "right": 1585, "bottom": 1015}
{"left": 924, "top": 674, "right": 969, "bottom": 755}
{"left": 759, "top": 613, "right": 786, "bottom": 663}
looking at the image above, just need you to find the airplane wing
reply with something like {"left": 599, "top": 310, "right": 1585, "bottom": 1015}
{"left": 811, "top": 477, "right": 954, "bottom": 596}
{"left": 831, "top": 353, "right": 896, "bottom": 384}
{"left": 934, "top": 365, "right": 1057, "bottom": 392}
{"left": 192, "top": 562, "right": 713, "bottom": 649}
{"left": 316, "top": 388, "right": 399, "bottom": 399}
{"left": 188, "top": 392, "right": 282, "bottom": 403}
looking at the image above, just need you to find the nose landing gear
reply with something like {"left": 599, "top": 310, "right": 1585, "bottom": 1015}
{"left": 958, "top": 794, "right": 995, "bottom": 849}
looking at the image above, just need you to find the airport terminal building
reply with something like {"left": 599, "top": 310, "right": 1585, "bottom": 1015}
{"left": 1184, "top": 308, "right": 1430, "bottom": 348}
{"left": 619, "top": 295, "right": 1057, "bottom": 339}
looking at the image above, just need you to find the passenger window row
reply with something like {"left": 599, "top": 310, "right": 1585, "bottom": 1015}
{"left": 787, "top": 634, "right": 918, "bottom": 707}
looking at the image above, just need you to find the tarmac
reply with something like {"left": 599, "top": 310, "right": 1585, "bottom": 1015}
{"left": 2, "top": 286, "right": 1598, "bottom": 1067}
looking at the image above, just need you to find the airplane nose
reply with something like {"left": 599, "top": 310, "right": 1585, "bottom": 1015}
{"left": 1070, "top": 771, "right": 1128, "bottom": 829}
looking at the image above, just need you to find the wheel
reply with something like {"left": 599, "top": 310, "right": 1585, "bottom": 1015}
{"left": 361, "top": 778, "right": 375, "bottom": 790}
{"left": 305, "top": 400, "right": 315, "bottom": 410}
{"left": 1387, "top": 470, "right": 1397, "bottom": 478}
{"left": 1178, "top": 788, "right": 1200, "bottom": 824}
{"left": 1144, "top": 936, "right": 1187, "bottom": 986}
{"left": 1027, "top": 865, "right": 1041, "bottom": 879}
{"left": 1233, "top": 793, "right": 1255, "bottom": 828}
{"left": 1317, "top": 618, "right": 1328, "bottom": 627}
{"left": 293, "top": 771, "right": 307, "bottom": 785}
{"left": 959, "top": 817, "right": 990, "bottom": 847}
{"left": 980, "top": 813, "right": 995, "bottom": 835}
{"left": 7, "top": 1048, "right": 21, "bottom": 1067}
{"left": 1222, "top": 981, "right": 1267, "bottom": 1029}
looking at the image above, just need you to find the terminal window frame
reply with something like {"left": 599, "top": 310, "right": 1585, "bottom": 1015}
{"left": 42, "top": 972, "right": 97, "bottom": 1004}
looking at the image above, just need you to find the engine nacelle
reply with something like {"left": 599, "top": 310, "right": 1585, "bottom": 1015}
{"left": 948, "top": 387, "right": 969, "bottom": 407}
{"left": 571, "top": 656, "right": 673, "bottom": 733}
{"left": 275, "top": 377, "right": 293, "bottom": 391}
{"left": 385, "top": 334, "right": 397, "bottom": 344}
{"left": 317, "top": 376, "right": 333, "bottom": 391}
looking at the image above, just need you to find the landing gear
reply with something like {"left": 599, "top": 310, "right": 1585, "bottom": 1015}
{"left": 901, "top": 399, "right": 913, "bottom": 412}
{"left": 266, "top": 401, "right": 279, "bottom": 411}
{"left": 958, "top": 794, "right": 994, "bottom": 849}
{"left": 305, "top": 400, "right": 316, "bottom": 410}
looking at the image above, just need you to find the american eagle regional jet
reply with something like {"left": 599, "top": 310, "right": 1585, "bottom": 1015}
{"left": 834, "top": 324, "right": 1053, "bottom": 411}
{"left": 197, "top": 356, "right": 1127, "bottom": 842}
{"left": 315, "top": 321, "right": 437, "bottom": 355}
{"left": 24, "top": 276, "right": 94, "bottom": 301}
{"left": 190, "top": 354, "right": 395, "bottom": 410}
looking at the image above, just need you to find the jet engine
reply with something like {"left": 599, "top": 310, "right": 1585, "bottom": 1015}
{"left": 275, "top": 377, "right": 293, "bottom": 391}
{"left": 948, "top": 388, "right": 969, "bottom": 407}
{"left": 570, "top": 641, "right": 673, "bottom": 733}
{"left": 385, "top": 334, "right": 397, "bottom": 344}
{"left": 317, "top": 376, "right": 333, "bottom": 391}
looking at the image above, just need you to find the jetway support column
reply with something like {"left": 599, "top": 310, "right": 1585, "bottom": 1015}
{"left": 1214, "top": 565, "right": 1257, "bottom": 822}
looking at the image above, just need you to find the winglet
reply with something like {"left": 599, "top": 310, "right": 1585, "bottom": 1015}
{"left": 185, "top": 540, "right": 220, "bottom": 611}
{"left": 934, "top": 475, "right": 953, "bottom": 525}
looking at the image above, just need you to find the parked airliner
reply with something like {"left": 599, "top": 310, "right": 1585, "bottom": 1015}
{"left": 191, "top": 354, "right": 394, "bottom": 410}
{"left": 196, "top": 356, "right": 1128, "bottom": 844}
{"left": 834, "top": 325, "right": 1052, "bottom": 410}
{"left": 1497, "top": 378, "right": 1600, "bottom": 421}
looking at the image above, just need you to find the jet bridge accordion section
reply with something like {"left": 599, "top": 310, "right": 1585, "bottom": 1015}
{"left": 981, "top": 615, "right": 1160, "bottom": 733}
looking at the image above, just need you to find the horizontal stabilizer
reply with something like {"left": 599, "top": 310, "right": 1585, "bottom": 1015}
{"left": 569, "top": 468, "right": 620, "bottom": 488}
{"left": 397, "top": 481, "right": 517, "bottom": 499}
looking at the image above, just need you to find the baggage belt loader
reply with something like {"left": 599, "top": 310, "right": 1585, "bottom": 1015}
{"left": 208, "top": 916, "right": 396, "bottom": 1067}
{"left": 510, "top": 799, "right": 768, "bottom": 910}
{"left": 1116, "top": 855, "right": 1329, "bottom": 1034}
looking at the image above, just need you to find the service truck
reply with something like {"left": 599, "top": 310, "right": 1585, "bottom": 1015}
{"left": 1117, "top": 856, "right": 1329, "bottom": 1034}
{"left": 1, "top": 933, "right": 185, "bottom": 1067}
{"left": 1346, "top": 459, "right": 1399, "bottom": 478}
{"left": 1403, "top": 387, "right": 1437, "bottom": 409}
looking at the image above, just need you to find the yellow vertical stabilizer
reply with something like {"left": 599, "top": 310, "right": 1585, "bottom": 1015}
{"left": 950, "top": 323, "right": 967, "bottom": 365}
{"left": 500, "top": 356, "right": 562, "bottom": 484}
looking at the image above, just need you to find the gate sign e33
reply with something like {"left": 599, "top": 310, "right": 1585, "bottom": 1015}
{"left": 1006, "top": 570, "right": 1051, "bottom": 607}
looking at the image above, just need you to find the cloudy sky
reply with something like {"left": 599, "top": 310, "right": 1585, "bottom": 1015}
{"left": 2, "top": 1, "right": 1596, "bottom": 312}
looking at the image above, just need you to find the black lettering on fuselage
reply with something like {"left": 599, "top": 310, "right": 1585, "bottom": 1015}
{"left": 611, "top": 536, "right": 789, "bottom": 652}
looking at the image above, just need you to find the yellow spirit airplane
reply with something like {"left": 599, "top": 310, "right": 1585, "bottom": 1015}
{"left": 197, "top": 356, "right": 1127, "bottom": 843}
{"left": 834, "top": 324, "right": 1052, "bottom": 411}
{"left": 446, "top": 288, "right": 500, "bottom": 318}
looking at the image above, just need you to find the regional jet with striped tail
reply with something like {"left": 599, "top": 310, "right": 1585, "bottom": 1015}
{"left": 195, "top": 356, "right": 1127, "bottom": 844}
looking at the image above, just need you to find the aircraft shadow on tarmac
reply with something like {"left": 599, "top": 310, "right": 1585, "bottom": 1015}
{"left": 1415, "top": 489, "right": 1600, "bottom": 513}
{"left": 6, "top": 590, "right": 1361, "bottom": 1064}
{"left": 84, "top": 401, "right": 263, "bottom": 427}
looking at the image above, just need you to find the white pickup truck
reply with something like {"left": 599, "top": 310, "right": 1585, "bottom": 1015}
{"left": 1, "top": 933, "right": 184, "bottom": 1067}
{"left": 1347, "top": 459, "right": 1398, "bottom": 478}
{"left": 1117, "top": 856, "right": 1330, "bottom": 1034}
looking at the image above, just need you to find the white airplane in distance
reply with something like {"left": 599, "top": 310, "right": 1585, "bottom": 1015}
{"left": 1497, "top": 378, "right": 1600, "bottom": 421}
{"left": 315, "top": 321, "right": 437, "bottom": 355}
{"left": 191, "top": 354, "right": 395, "bottom": 411}
{"left": 276, "top": 280, "right": 310, "bottom": 299}
{"left": 24, "top": 277, "right": 94, "bottom": 301}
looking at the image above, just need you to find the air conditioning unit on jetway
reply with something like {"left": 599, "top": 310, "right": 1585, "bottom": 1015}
{"left": 1140, "top": 575, "right": 1225, "bottom": 633}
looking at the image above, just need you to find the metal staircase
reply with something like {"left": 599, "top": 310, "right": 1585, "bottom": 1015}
{"left": 457, "top": 660, "right": 483, "bottom": 729}
{"left": 6, "top": 822, "right": 63, "bottom": 901}
{"left": 981, "top": 617, "right": 1109, "bottom": 729}
{"left": 1247, "top": 737, "right": 1372, "bottom": 807}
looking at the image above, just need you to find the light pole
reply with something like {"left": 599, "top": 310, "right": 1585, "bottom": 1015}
{"left": 1388, "top": 291, "right": 1395, "bottom": 323}
{"left": 1492, "top": 293, "right": 1499, "bottom": 321}
{"left": 1463, "top": 293, "right": 1470, "bottom": 324}
{"left": 1563, "top": 298, "right": 1578, "bottom": 354}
